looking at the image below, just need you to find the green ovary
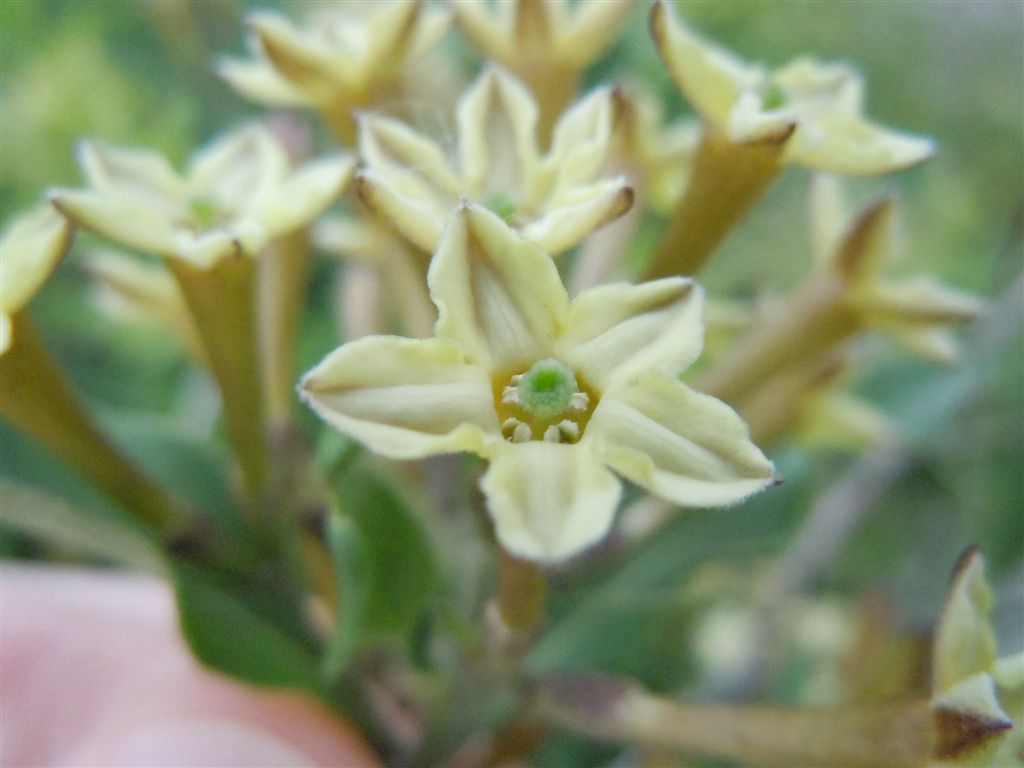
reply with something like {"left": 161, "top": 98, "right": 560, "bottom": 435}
{"left": 517, "top": 358, "right": 577, "bottom": 420}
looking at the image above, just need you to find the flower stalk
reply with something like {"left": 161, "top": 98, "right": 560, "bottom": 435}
{"left": 497, "top": 549, "right": 547, "bottom": 634}
{"left": 259, "top": 230, "right": 310, "bottom": 431}
{"left": 169, "top": 255, "right": 269, "bottom": 503}
{"left": 643, "top": 127, "right": 788, "bottom": 279}
{"left": 536, "top": 674, "right": 942, "bottom": 768}
{"left": 0, "top": 312, "right": 186, "bottom": 537}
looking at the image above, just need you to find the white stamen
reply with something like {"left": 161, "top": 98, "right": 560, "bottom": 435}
{"left": 569, "top": 392, "right": 590, "bottom": 411}
{"left": 543, "top": 425, "right": 561, "bottom": 443}
{"left": 512, "top": 422, "right": 532, "bottom": 443}
{"left": 501, "top": 417, "right": 521, "bottom": 435}
{"left": 510, "top": 374, "right": 523, "bottom": 384}
{"left": 502, "top": 385, "right": 519, "bottom": 404}
{"left": 557, "top": 420, "right": 580, "bottom": 441}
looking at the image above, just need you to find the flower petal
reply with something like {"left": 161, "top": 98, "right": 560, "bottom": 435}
{"left": 558, "top": 0, "right": 632, "bottom": 68}
{"left": 481, "top": 441, "right": 622, "bottom": 563}
{"left": 356, "top": 169, "right": 447, "bottom": 254}
{"left": 257, "top": 154, "right": 355, "bottom": 239}
{"left": 248, "top": 11, "right": 358, "bottom": 96}
{"left": 301, "top": 336, "right": 498, "bottom": 459}
{"left": 429, "top": 203, "right": 568, "bottom": 372}
{"left": 590, "top": 375, "right": 774, "bottom": 507}
{"left": 450, "top": 0, "right": 514, "bottom": 63}
{"left": 857, "top": 277, "right": 981, "bottom": 328}
{"left": 650, "top": 1, "right": 764, "bottom": 129}
{"left": 520, "top": 178, "right": 633, "bottom": 255}
{"left": 457, "top": 67, "right": 540, "bottom": 198}
{"left": 217, "top": 56, "right": 314, "bottom": 108}
{"left": 561, "top": 277, "right": 705, "bottom": 390}
{"left": 933, "top": 547, "right": 999, "bottom": 696}
{"left": 187, "top": 124, "right": 290, "bottom": 211}
{"left": 0, "top": 205, "right": 72, "bottom": 315}
{"left": 50, "top": 189, "right": 178, "bottom": 258}
{"left": 786, "top": 113, "right": 936, "bottom": 176}
{"left": 77, "top": 140, "right": 185, "bottom": 218}
{"left": 545, "top": 86, "right": 618, "bottom": 194}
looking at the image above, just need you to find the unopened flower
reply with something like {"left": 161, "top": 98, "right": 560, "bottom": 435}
{"left": 51, "top": 124, "right": 353, "bottom": 269}
{"left": 451, "top": 0, "right": 631, "bottom": 132}
{"left": 812, "top": 175, "right": 981, "bottom": 364}
{"left": 358, "top": 66, "right": 632, "bottom": 257}
{"left": 0, "top": 204, "right": 71, "bottom": 354}
{"left": 219, "top": 0, "right": 451, "bottom": 143}
{"left": 651, "top": 1, "right": 935, "bottom": 175}
{"left": 930, "top": 548, "right": 1022, "bottom": 766}
{"left": 301, "top": 203, "right": 773, "bottom": 562}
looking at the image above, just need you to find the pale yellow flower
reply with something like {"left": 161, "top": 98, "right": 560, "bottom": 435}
{"left": 450, "top": 0, "right": 631, "bottom": 130}
{"left": 930, "top": 548, "right": 1023, "bottom": 766}
{"left": 812, "top": 174, "right": 982, "bottom": 364}
{"left": 0, "top": 205, "right": 72, "bottom": 354}
{"left": 219, "top": 0, "right": 450, "bottom": 141}
{"left": 613, "top": 85, "right": 700, "bottom": 216}
{"left": 357, "top": 66, "right": 633, "bottom": 256}
{"left": 301, "top": 203, "right": 773, "bottom": 562}
{"left": 51, "top": 124, "right": 354, "bottom": 269}
{"left": 651, "top": 1, "right": 935, "bottom": 175}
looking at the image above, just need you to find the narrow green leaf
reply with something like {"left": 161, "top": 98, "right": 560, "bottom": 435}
{"left": 324, "top": 461, "right": 437, "bottom": 671}
{"left": 322, "top": 511, "right": 371, "bottom": 678}
{"left": 171, "top": 561, "right": 324, "bottom": 696}
{"left": 0, "top": 479, "right": 164, "bottom": 573}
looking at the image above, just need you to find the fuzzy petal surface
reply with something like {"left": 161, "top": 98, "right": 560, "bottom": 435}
{"left": 480, "top": 441, "right": 622, "bottom": 563}
{"left": 591, "top": 375, "right": 774, "bottom": 507}
{"left": 560, "top": 278, "right": 704, "bottom": 391}
{"left": 429, "top": 205, "right": 567, "bottom": 372}
{"left": 300, "top": 335, "right": 499, "bottom": 459}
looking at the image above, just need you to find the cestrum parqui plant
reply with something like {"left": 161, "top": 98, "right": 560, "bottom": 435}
{"left": 50, "top": 124, "right": 354, "bottom": 498}
{"left": 219, "top": 0, "right": 452, "bottom": 144}
{"left": 356, "top": 66, "right": 633, "bottom": 258}
{"left": 646, "top": 0, "right": 937, "bottom": 278}
{"left": 301, "top": 203, "right": 774, "bottom": 567}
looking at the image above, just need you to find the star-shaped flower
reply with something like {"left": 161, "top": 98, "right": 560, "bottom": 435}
{"left": 812, "top": 175, "right": 981, "bottom": 364}
{"left": 51, "top": 124, "right": 353, "bottom": 269}
{"left": 450, "top": 0, "right": 631, "bottom": 131}
{"left": 301, "top": 203, "right": 773, "bottom": 562}
{"left": 929, "top": 548, "right": 1023, "bottom": 766}
{"left": 0, "top": 204, "right": 71, "bottom": 354}
{"left": 219, "top": 0, "right": 450, "bottom": 143}
{"left": 650, "top": 1, "right": 935, "bottom": 175}
{"left": 357, "top": 66, "right": 633, "bottom": 257}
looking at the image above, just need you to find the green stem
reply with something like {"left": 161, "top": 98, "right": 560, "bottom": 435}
{"left": 644, "top": 129, "right": 786, "bottom": 279}
{"left": 497, "top": 549, "right": 547, "bottom": 634}
{"left": 169, "top": 255, "right": 268, "bottom": 503}
{"left": 0, "top": 312, "right": 187, "bottom": 537}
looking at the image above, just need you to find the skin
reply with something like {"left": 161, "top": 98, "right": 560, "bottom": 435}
{"left": 1, "top": 564, "right": 380, "bottom": 767}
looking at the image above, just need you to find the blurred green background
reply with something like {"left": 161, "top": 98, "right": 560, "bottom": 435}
{"left": 1, "top": 1, "right": 1021, "bottom": 760}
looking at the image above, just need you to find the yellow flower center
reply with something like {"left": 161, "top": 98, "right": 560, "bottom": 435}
{"left": 493, "top": 358, "right": 597, "bottom": 444}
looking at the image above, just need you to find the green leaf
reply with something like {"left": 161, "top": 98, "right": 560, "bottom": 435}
{"left": 0, "top": 479, "right": 164, "bottom": 573}
{"left": 322, "top": 512, "right": 371, "bottom": 677}
{"left": 171, "top": 561, "right": 325, "bottom": 697}
{"left": 323, "top": 460, "right": 437, "bottom": 674}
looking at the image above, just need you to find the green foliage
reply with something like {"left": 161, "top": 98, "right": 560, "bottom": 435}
{"left": 323, "top": 458, "right": 438, "bottom": 675}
